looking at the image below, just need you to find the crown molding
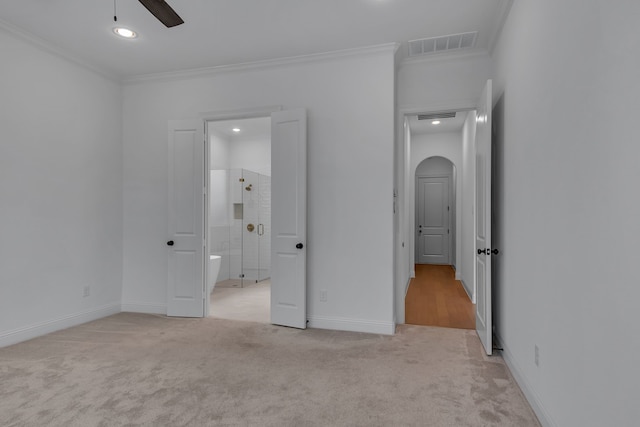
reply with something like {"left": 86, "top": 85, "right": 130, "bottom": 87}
{"left": 399, "top": 48, "right": 490, "bottom": 69}
{"left": 123, "top": 43, "right": 401, "bottom": 85}
{"left": 0, "top": 18, "right": 120, "bottom": 83}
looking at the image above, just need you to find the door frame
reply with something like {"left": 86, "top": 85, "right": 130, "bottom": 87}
{"left": 201, "top": 106, "right": 283, "bottom": 318}
{"left": 415, "top": 171, "right": 453, "bottom": 266}
{"left": 395, "top": 102, "right": 475, "bottom": 325}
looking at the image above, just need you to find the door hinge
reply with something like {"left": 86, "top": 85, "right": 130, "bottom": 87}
{"left": 239, "top": 178, "right": 245, "bottom": 182}
{"left": 239, "top": 274, "right": 245, "bottom": 278}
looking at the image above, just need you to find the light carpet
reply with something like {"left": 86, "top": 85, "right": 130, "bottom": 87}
{"left": 210, "top": 280, "right": 270, "bottom": 324}
{"left": 0, "top": 313, "right": 540, "bottom": 426}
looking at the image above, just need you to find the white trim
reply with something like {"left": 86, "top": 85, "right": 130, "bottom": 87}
{"left": 460, "top": 279, "right": 473, "bottom": 301}
{"left": 399, "top": 103, "right": 477, "bottom": 118}
{"left": 124, "top": 43, "right": 400, "bottom": 85}
{"left": 405, "top": 277, "right": 412, "bottom": 296}
{"left": 0, "top": 303, "right": 120, "bottom": 348}
{"left": 308, "top": 315, "right": 395, "bottom": 335}
{"left": 202, "top": 105, "right": 282, "bottom": 122}
{"left": 496, "top": 334, "right": 556, "bottom": 427}
{"left": 121, "top": 302, "right": 167, "bottom": 315}
{"left": 399, "top": 49, "right": 490, "bottom": 68}
{"left": 0, "top": 18, "right": 119, "bottom": 83}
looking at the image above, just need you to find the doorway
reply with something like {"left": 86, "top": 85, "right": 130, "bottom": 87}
{"left": 207, "top": 117, "right": 271, "bottom": 323}
{"left": 401, "top": 110, "right": 473, "bottom": 330}
{"left": 415, "top": 157, "right": 455, "bottom": 266}
{"left": 167, "top": 108, "right": 307, "bottom": 327}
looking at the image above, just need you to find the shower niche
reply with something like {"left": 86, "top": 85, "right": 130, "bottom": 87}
{"left": 209, "top": 168, "right": 271, "bottom": 287}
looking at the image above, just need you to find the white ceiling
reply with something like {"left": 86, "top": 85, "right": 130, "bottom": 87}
{"left": 208, "top": 116, "right": 270, "bottom": 141}
{"left": 408, "top": 111, "right": 469, "bottom": 136}
{"left": 0, "top": 0, "right": 509, "bottom": 79}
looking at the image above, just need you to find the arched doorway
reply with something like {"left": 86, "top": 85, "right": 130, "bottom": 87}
{"left": 407, "top": 155, "right": 474, "bottom": 330}
{"left": 415, "top": 156, "right": 456, "bottom": 266}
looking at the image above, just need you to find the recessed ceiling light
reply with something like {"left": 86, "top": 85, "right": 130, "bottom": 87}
{"left": 431, "top": 120, "right": 441, "bottom": 125}
{"left": 232, "top": 128, "right": 241, "bottom": 132}
{"left": 113, "top": 27, "right": 137, "bottom": 39}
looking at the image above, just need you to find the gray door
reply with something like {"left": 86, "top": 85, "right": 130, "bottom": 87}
{"left": 416, "top": 176, "right": 450, "bottom": 264}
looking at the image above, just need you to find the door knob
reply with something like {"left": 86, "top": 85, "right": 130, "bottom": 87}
{"left": 296, "top": 243, "right": 304, "bottom": 249}
{"left": 167, "top": 240, "right": 174, "bottom": 246}
{"left": 477, "top": 248, "right": 487, "bottom": 255}
{"left": 491, "top": 249, "right": 499, "bottom": 255}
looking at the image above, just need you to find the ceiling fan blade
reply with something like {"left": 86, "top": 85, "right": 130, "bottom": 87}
{"left": 138, "top": 0, "right": 184, "bottom": 28}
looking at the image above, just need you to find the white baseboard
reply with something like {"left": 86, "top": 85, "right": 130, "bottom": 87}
{"left": 307, "top": 315, "right": 395, "bottom": 335}
{"left": 121, "top": 302, "right": 166, "bottom": 314}
{"left": 496, "top": 334, "right": 556, "bottom": 427}
{"left": 460, "top": 278, "right": 473, "bottom": 301}
{"left": 0, "top": 303, "right": 120, "bottom": 348}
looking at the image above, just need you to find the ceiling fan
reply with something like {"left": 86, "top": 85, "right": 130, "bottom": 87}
{"left": 114, "top": 0, "right": 184, "bottom": 28}
{"left": 137, "top": 0, "right": 184, "bottom": 27}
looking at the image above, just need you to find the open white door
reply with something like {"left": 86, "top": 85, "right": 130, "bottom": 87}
{"left": 167, "top": 120, "right": 205, "bottom": 317}
{"left": 475, "top": 80, "right": 493, "bottom": 355}
{"left": 271, "top": 109, "right": 307, "bottom": 329}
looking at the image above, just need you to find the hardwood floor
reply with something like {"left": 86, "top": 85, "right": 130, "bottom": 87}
{"left": 405, "top": 264, "right": 475, "bottom": 330}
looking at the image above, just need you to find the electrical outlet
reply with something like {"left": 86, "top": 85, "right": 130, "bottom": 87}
{"left": 534, "top": 344, "right": 540, "bottom": 367}
{"left": 83, "top": 286, "right": 90, "bottom": 298}
{"left": 319, "top": 289, "right": 327, "bottom": 302}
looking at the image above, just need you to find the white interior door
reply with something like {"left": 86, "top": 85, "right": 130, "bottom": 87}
{"left": 167, "top": 120, "right": 205, "bottom": 317}
{"left": 271, "top": 109, "right": 307, "bottom": 329}
{"left": 416, "top": 176, "right": 450, "bottom": 264}
{"left": 475, "top": 80, "right": 493, "bottom": 355}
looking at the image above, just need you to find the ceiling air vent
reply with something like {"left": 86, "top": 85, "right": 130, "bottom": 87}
{"left": 409, "top": 32, "right": 477, "bottom": 57}
{"left": 418, "top": 112, "right": 457, "bottom": 121}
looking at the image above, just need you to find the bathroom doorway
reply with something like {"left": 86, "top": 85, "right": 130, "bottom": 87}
{"left": 207, "top": 117, "right": 272, "bottom": 323}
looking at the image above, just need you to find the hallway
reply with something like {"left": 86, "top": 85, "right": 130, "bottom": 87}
{"left": 405, "top": 264, "right": 475, "bottom": 329}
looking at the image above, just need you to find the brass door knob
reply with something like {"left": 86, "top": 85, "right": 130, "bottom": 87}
{"left": 246, "top": 223, "right": 255, "bottom": 232}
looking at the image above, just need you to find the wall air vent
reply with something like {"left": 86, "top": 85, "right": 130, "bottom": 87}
{"left": 418, "top": 112, "right": 457, "bottom": 121}
{"left": 409, "top": 32, "right": 477, "bottom": 57}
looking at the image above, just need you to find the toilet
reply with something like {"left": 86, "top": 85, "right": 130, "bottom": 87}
{"left": 209, "top": 255, "right": 222, "bottom": 295}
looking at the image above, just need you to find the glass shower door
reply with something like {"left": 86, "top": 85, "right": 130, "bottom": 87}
{"left": 241, "top": 169, "right": 260, "bottom": 285}
{"left": 258, "top": 174, "right": 271, "bottom": 282}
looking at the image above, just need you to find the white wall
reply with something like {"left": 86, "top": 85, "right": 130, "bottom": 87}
{"left": 410, "top": 132, "right": 462, "bottom": 278}
{"left": 398, "top": 54, "right": 492, "bottom": 109}
{"left": 209, "top": 131, "right": 230, "bottom": 170}
{"left": 122, "top": 47, "right": 396, "bottom": 333}
{"left": 229, "top": 136, "right": 271, "bottom": 176}
{"left": 491, "top": 1, "right": 640, "bottom": 426}
{"left": 0, "top": 29, "right": 123, "bottom": 346}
